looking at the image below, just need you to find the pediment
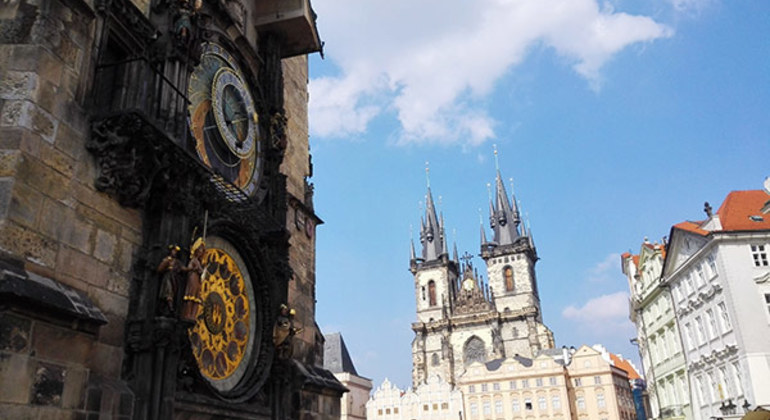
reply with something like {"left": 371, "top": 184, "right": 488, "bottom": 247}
{"left": 665, "top": 230, "right": 709, "bottom": 275}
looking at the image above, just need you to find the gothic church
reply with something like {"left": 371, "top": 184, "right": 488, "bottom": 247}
{"left": 409, "top": 160, "right": 555, "bottom": 387}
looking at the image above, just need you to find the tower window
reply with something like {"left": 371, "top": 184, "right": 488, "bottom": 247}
{"left": 431, "top": 353, "right": 440, "bottom": 366}
{"left": 504, "top": 266, "right": 514, "bottom": 291}
{"left": 428, "top": 281, "right": 436, "bottom": 306}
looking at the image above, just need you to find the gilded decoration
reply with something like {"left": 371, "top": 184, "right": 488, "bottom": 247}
{"left": 188, "top": 246, "right": 252, "bottom": 384}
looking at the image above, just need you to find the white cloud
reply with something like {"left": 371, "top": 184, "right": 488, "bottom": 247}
{"left": 667, "top": 0, "right": 716, "bottom": 14}
{"left": 562, "top": 291, "right": 629, "bottom": 321}
{"left": 587, "top": 252, "right": 621, "bottom": 283}
{"left": 309, "top": 0, "right": 673, "bottom": 145}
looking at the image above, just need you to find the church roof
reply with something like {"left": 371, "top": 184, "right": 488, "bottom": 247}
{"left": 323, "top": 332, "right": 358, "bottom": 375}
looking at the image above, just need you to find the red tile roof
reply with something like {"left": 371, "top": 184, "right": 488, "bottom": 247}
{"left": 671, "top": 190, "right": 770, "bottom": 236}
{"left": 609, "top": 353, "right": 641, "bottom": 380}
{"left": 717, "top": 190, "right": 770, "bottom": 231}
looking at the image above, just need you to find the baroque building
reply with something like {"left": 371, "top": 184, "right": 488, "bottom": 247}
{"left": 622, "top": 239, "right": 691, "bottom": 420}
{"left": 0, "top": 0, "right": 345, "bottom": 417}
{"left": 662, "top": 191, "right": 770, "bottom": 420}
{"left": 409, "top": 160, "right": 554, "bottom": 388}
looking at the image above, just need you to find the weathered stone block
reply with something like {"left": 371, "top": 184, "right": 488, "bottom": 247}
{"left": 86, "top": 342, "right": 122, "bottom": 378}
{"left": 29, "top": 102, "right": 58, "bottom": 143}
{"left": 0, "top": 71, "right": 39, "bottom": 100}
{"left": 106, "top": 269, "right": 129, "bottom": 297}
{"left": 54, "top": 121, "right": 83, "bottom": 159}
{"left": 96, "top": 311, "right": 123, "bottom": 347}
{"left": 0, "top": 149, "right": 22, "bottom": 176}
{"left": 0, "top": 222, "right": 58, "bottom": 267}
{"left": 55, "top": 247, "right": 107, "bottom": 288}
{"left": 31, "top": 322, "right": 93, "bottom": 366}
{"left": 86, "top": 286, "right": 128, "bottom": 317}
{"left": 37, "top": 48, "right": 64, "bottom": 86}
{"left": 93, "top": 229, "right": 116, "bottom": 263}
{"left": 115, "top": 239, "right": 133, "bottom": 274}
{"left": 0, "top": 178, "right": 11, "bottom": 219}
{"left": 16, "top": 155, "right": 69, "bottom": 200}
{"left": 31, "top": 361, "right": 65, "bottom": 406}
{"left": 72, "top": 182, "right": 141, "bottom": 230}
{"left": 0, "top": 403, "right": 40, "bottom": 419}
{"left": 0, "top": 312, "right": 32, "bottom": 353}
{"left": 5, "top": 45, "right": 42, "bottom": 72}
{"left": 61, "top": 366, "right": 87, "bottom": 409}
{"left": 40, "top": 142, "right": 75, "bottom": 178}
{"left": 9, "top": 180, "right": 43, "bottom": 227}
{"left": 0, "top": 352, "right": 34, "bottom": 404}
{"left": 40, "top": 201, "right": 92, "bottom": 253}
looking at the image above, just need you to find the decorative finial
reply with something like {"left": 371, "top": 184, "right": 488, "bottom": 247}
{"left": 704, "top": 202, "right": 713, "bottom": 217}
{"left": 478, "top": 208, "right": 483, "bottom": 225}
{"left": 493, "top": 144, "right": 500, "bottom": 171}
{"left": 425, "top": 161, "right": 430, "bottom": 188}
{"left": 509, "top": 177, "right": 515, "bottom": 194}
{"left": 486, "top": 183, "right": 492, "bottom": 201}
{"left": 438, "top": 195, "right": 443, "bottom": 207}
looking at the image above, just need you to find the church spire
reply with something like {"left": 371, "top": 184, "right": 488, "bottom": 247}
{"left": 419, "top": 163, "right": 445, "bottom": 262}
{"left": 489, "top": 146, "right": 521, "bottom": 247}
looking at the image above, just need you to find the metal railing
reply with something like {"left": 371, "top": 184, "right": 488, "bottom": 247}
{"left": 92, "top": 57, "right": 190, "bottom": 147}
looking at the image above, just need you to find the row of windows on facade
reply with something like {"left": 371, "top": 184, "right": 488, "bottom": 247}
{"left": 682, "top": 301, "right": 732, "bottom": 351}
{"left": 694, "top": 362, "right": 744, "bottom": 407}
{"left": 644, "top": 299, "right": 733, "bottom": 363}
{"left": 376, "top": 402, "right": 450, "bottom": 416}
{"left": 468, "top": 393, "right": 608, "bottom": 416}
{"left": 672, "top": 253, "right": 719, "bottom": 301}
{"left": 467, "top": 375, "right": 611, "bottom": 393}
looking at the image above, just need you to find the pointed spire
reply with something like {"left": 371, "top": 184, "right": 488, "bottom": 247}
{"left": 419, "top": 163, "right": 444, "bottom": 262}
{"left": 410, "top": 239, "right": 417, "bottom": 260}
{"left": 489, "top": 147, "right": 521, "bottom": 246}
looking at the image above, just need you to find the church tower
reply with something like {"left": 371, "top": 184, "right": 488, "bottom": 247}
{"left": 408, "top": 155, "right": 554, "bottom": 390}
{"left": 481, "top": 149, "right": 554, "bottom": 358}
{"left": 409, "top": 175, "right": 460, "bottom": 386}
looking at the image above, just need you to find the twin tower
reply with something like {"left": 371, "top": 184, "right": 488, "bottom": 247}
{"left": 408, "top": 160, "right": 554, "bottom": 388}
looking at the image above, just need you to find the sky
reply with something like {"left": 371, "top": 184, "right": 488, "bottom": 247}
{"left": 305, "top": 0, "right": 770, "bottom": 391}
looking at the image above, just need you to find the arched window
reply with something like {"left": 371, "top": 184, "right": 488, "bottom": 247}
{"left": 431, "top": 353, "right": 440, "bottom": 366}
{"left": 428, "top": 281, "right": 436, "bottom": 306}
{"left": 504, "top": 266, "right": 514, "bottom": 292}
{"left": 463, "top": 336, "right": 486, "bottom": 366}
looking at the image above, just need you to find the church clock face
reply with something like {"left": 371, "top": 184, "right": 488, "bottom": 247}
{"left": 188, "top": 42, "right": 262, "bottom": 196}
{"left": 188, "top": 236, "right": 257, "bottom": 393}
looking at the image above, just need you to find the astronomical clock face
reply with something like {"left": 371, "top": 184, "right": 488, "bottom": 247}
{"left": 188, "top": 42, "right": 262, "bottom": 196}
{"left": 188, "top": 236, "right": 257, "bottom": 393}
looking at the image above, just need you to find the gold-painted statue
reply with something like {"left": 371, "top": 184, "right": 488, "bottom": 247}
{"left": 181, "top": 237, "right": 206, "bottom": 322}
{"left": 157, "top": 244, "right": 183, "bottom": 315}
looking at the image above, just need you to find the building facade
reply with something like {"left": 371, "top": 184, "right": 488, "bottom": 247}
{"left": 409, "top": 161, "right": 554, "bottom": 388}
{"left": 324, "top": 332, "right": 372, "bottom": 420}
{"left": 0, "top": 0, "right": 344, "bottom": 417}
{"left": 457, "top": 345, "right": 637, "bottom": 420}
{"left": 663, "top": 191, "right": 770, "bottom": 419}
{"left": 623, "top": 240, "right": 691, "bottom": 420}
{"left": 366, "top": 375, "right": 465, "bottom": 420}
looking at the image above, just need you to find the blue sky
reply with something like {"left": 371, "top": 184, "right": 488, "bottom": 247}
{"left": 306, "top": 0, "right": 770, "bottom": 390}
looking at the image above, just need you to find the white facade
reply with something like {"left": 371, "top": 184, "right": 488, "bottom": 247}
{"left": 662, "top": 190, "right": 770, "bottom": 420}
{"left": 335, "top": 372, "right": 372, "bottom": 420}
{"left": 366, "top": 375, "right": 464, "bottom": 420}
{"left": 623, "top": 241, "right": 691, "bottom": 420}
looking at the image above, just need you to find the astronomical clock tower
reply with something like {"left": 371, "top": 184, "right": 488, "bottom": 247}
{"left": 409, "top": 157, "right": 554, "bottom": 388}
{"left": 0, "top": 0, "right": 343, "bottom": 417}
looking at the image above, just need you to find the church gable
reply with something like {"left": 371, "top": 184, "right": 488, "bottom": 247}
{"left": 665, "top": 228, "right": 709, "bottom": 275}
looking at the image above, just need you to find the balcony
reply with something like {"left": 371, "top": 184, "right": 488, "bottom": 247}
{"left": 91, "top": 57, "right": 190, "bottom": 148}
{"left": 254, "top": 0, "right": 322, "bottom": 58}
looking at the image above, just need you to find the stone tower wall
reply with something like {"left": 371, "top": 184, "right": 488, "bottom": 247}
{"left": 0, "top": 0, "right": 141, "bottom": 416}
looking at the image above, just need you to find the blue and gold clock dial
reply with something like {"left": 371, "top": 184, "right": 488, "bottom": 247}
{"left": 188, "top": 43, "right": 261, "bottom": 196}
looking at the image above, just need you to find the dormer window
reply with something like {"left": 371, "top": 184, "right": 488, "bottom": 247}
{"left": 750, "top": 215, "right": 764, "bottom": 222}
